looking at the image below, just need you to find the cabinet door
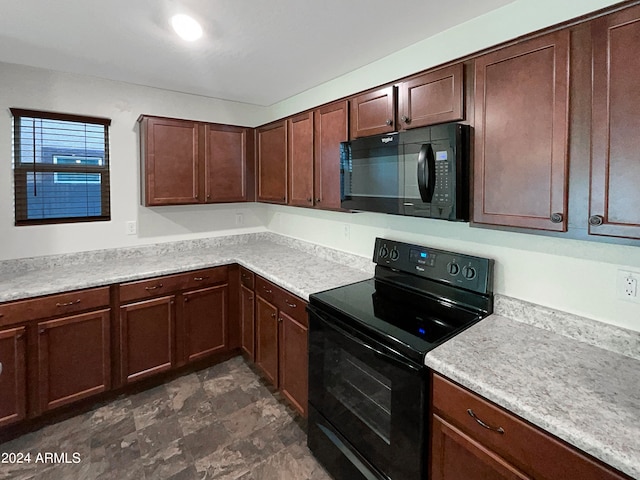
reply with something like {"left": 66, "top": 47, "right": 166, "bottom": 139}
{"left": 240, "top": 285, "right": 255, "bottom": 361}
{"left": 288, "top": 112, "right": 314, "bottom": 207}
{"left": 120, "top": 296, "right": 174, "bottom": 384}
{"left": 350, "top": 86, "right": 396, "bottom": 138}
{"left": 590, "top": 6, "right": 640, "bottom": 239}
{"left": 278, "top": 310, "right": 308, "bottom": 417}
{"left": 255, "top": 296, "right": 279, "bottom": 386}
{"left": 37, "top": 310, "right": 110, "bottom": 412}
{"left": 431, "top": 414, "right": 532, "bottom": 480}
{"left": 204, "top": 124, "right": 247, "bottom": 203}
{"left": 398, "top": 64, "right": 464, "bottom": 129}
{"left": 257, "top": 121, "right": 288, "bottom": 204}
{"left": 473, "top": 31, "right": 570, "bottom": 231}
{"left": 314, "top": 100, "right": 348, "bottom": 209}
{"left": 182, "top": 285, "right": 227, "bottom": 363}
{"left": 141, "top": 116, "right": 200, "bottom": 206}
{"left": 0, "top": 327, "right": 26, "bottom": 427}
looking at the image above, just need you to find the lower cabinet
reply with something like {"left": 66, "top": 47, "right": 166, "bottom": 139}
{"left": 120, "top": 296, "right": 175, "bottom": 384}
{"left": 430, "top": 373, "right": 629, "bottom": 480}
{"left": 0, "top": 327, "right": 27, "bottom": 427}
{"left": 37, "top": 310, "right": 111, "bottom": 412}
{"left": 254, "top": 276, "right": 308, "bottom": 417}
{"left": 181, "top": 285, "right": 227, "bottom": 363}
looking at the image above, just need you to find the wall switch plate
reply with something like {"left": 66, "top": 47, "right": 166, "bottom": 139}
{"left": 617, "top": 270, "right": 639, "bottom": 303}
{"left": 126, "top": 221, "right": 137, "bottom": 235}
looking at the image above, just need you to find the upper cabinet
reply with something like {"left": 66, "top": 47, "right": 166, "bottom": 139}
{"left": 204, "top": 124, "right": 249, "bottom": 203}
{"left": 138, "top": 115, "right": 251, "bottom": 207}
{"left": 472, "top": 31, "right": 570, "bottom": 231}
{"left": 257, "top": 120, "right": 288, "bottom": 204}
{"left": 287, "top": 112, "right": 314, "bottom": 207}
{"left": 314, "top": 100, "right": 349, "bottom": 210}
{"left": 140, "top": 116, "right": 200, "bottom": 206}
{"left": 350, "top": 86, "right": 396, "bottom": 138}
{"left": 398, "top": 64, "right": 464, "bottom": 130}
{"left": 589, "top": 5, "right": 640, "bottom": 240}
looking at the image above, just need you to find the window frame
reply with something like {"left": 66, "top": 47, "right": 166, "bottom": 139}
{"left": 11, "top": 108, "right": 112, "bottom": 226}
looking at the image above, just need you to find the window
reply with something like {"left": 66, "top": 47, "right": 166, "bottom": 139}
{"left": 11, "top": 109, "right": 111, "bottom": 225}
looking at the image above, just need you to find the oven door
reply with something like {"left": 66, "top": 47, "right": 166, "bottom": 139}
{"left": 308, "top": 305, "right": 427, "bottom": 480}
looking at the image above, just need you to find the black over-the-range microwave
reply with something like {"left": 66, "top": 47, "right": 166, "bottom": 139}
{"left": 340, "top": 122, "right": 470, "bottom": 221}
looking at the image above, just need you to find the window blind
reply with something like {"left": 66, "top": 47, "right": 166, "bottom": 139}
{"left": 11, "top": 109, "right": 111, "bottom": 226}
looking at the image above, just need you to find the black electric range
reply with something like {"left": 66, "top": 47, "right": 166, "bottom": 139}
{"left": 307, "top": 237, "right": 494, "bottom": 480}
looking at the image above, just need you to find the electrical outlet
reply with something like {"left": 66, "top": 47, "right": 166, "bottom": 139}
{"left": 235, "top": 213, "right": 244, "bottom": 226}
{"left": 617, "top": 270, "right": 640, "bottom": 303}
{"left": 125, "top": 221, "right": 137, "bottom": 235}
{"left": 344, "top": 224, "right": 350, "bottom": 240}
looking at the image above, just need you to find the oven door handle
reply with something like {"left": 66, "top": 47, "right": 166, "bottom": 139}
{"left": 311, "top": 307, "right": 421, "bottom": 373}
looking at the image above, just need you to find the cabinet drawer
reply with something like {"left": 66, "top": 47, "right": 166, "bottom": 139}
{"left": 0, "top": 287, "right": 110, "bottom": 327}
{"left": 120, "top": 266, "right": 227, "bottom": 303}
{"left": 255, "top": 276, "right": 282, "bottom": 306}
{"left": 432, "top": 374, "right": 627, "bottom": 480}
{"left": 240, "top": 267, "right": 255, "bottom": 289}
{"left": 278, "top": 293, "right": 307, "bottom": 327}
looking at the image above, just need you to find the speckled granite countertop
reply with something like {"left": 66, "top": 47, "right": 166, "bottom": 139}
{"left": 426, "top": 312, "right": 640, "bottom": 479}
{"left": 2, "top": 233, "right": 639, "bottom": 478}
{"left": 0, "top": 233, "right": 373, "bottom": 304}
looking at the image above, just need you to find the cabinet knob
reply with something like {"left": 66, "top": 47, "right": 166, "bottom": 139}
{"left": 0, "top": 313, "right": 4, "bottom": 318}
{"left": 316, "top": 198, "right": 321, "bottom": 203}
{"left": 39, "top": 327, "right": 46, "bottom": 335}
{"left": 307, "top": 197, "right": 312, "bottom": 203}
{"left": 588, "top": 215, "right": 604, "bottom": 226}
{"left": 271, "top": 313, "right": 276, "bottom": 319}
{"left": 550, "top": 213, "right": 563, "bottom": 223}
{"left": 278, "top": 317, "right": 283, "bottom": 323}
{"left": 401, "top": 115, "right": 411, "bottom": 123}
{"left": 184, "top": 297, "right": 189, "bottom": 303}
{"left": 385, "top": 119, "right": 393, "bottom": 126}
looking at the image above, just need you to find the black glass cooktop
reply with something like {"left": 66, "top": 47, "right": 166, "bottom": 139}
{"left": 309, "top": 278, "right": 483, "bottom": 364}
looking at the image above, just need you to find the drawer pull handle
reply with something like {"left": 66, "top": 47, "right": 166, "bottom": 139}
{"left": 285, "top": 300, "right": 297, "bottom": 308}
{"left": 263, "top": 287, "right": 272, "bottom": 293}
{"left": 145, "top": 284, "right": 163, "bottom": 291}
{"left": 467, "top": 409, "right": 505, "bottom": 434}
{"left": 193, "top": 276, "right": 209, "bottom": 281}
{"left": 56, "top": 299, "right": 81, "bottom": 307}
{"left": 271, "top": 313, "right": 276, "bottom": 319}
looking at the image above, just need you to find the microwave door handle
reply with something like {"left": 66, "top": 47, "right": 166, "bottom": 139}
{"left": 417, "top": 143, "right": 436, "bottom": 202}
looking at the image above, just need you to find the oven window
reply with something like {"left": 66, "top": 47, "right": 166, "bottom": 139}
{"left": 325, "top": 346, "right": 391, "bottom": 445}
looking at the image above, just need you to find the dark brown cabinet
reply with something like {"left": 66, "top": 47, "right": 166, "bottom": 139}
{"left": 139, "top": 115, "right": 251, "bottom": 207}
{"left": 288, "top": 112, "right": 314, "bottom": 207}
{"left": 257, "top": 120, "right": 288, "bottom": 204}
{"left": 278, "top": 310, "right": 308, "bottom": 416}
{"left": 37, "top": 310, "right": 111, "bottom": 412}
{"left": 119, "top": 266, "right": 230, "bottom": 382}
{"left": 120, "top": 296, "right": 174, "bottom": 384}
{"left": 430, "top": 373, "right": 629, "bottom": 480}
{"left": 314, "top": 100, "right": 349, "bottom": 210}
{"left": 204, "top": 124, "right": 249, "bottom": 203}
{"left": 0, "top": 327, "right": 26, "bottom": 427}
{"left": 140, "top": 116, "right": 200, "bottom": 206}
{"left": 240, "top": 267, "right": 255, "bottom": 361}
{"left": 398, "top": 64, "right": 464, "bottom": 130}
{"left": 255, "top": 295, "right": 279, "bottom": 385}
{"left": 472, "top": 31, "right": 570, "bottom": 231}
{"left": 350, "top": 86, "right": 396, "bottom": 138}
{"left": 181, "top": 285, "right": 227, "bottom": 363}
{"left": 590, "top": 5, "right": 640, "bottom": 239}
{"left": 254, "top": 276, "right": 308, "bottom": 416}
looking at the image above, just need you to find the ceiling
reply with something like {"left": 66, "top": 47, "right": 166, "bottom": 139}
{"left": 0, "top": 0, "right": 516, "bottom": 107}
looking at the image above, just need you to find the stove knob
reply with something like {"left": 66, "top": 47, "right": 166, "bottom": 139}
{"left": 379, "top": 246, "right": 389, "bottom": 258}
{"left": 389, "top": 249, "right": 399, "bottom": 261}
{"left": 462, "top": 265, "right": 477, "bottom": 280}
{"left": 447, "top": 262, "right": 460, "bottom": 276}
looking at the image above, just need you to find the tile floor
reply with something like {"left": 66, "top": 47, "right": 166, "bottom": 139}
{"left": 0, "top": 356, "right": 332, "bottom": 480}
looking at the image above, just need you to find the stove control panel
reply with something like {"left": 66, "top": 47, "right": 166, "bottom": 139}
{"left": 373, "top": 237, "right": 493, "bottom": 294}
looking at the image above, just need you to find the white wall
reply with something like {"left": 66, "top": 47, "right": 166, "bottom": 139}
{"left": 264, "top": 205, "right": 640, "bottom": 332}
{"left": 0, "top": 62, "right": 270, "bottom": 260}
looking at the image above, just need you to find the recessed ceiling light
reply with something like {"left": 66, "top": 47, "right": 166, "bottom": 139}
{"left": 171, "top": 14, "right": 203, "bottom": 42}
